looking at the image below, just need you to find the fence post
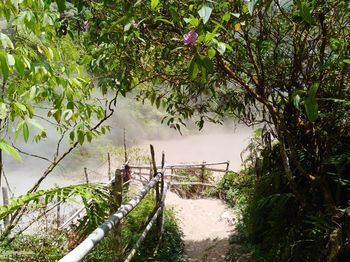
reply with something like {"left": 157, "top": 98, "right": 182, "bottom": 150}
{"left": 170, "top": 168, "right": 174, "bottom": 183}
{"left": 159, "top": 153, "right": 165, "bottom": 234}
{"left": 84, "top": 167, "right": 89, "bottom": 184}
{"left": 111, "top": 169, "right": 123, "bottom": 260}
{"left": 124, "top": 128, "right": 128, "bottom": 163}
{"left": 154, "top": 152, "right": 165, "bottom": 256}
{"left": 2, "top": 187, "right": 9, "bottom": 226}
{"left": 200, "top": 161, "right": 206, "bottom": 183}
{"left": 150, "top": 145, "right": 159, "bottom": 203}
{"left": 149, "top": 163, "right": 153, "bottom": 181}
{"left": 107, "top": 153, "right": 111, "bottom": 181}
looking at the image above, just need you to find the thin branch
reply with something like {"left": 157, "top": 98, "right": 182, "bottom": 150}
{"left": 12, "top": 144, "right": 53, "bottom": 163}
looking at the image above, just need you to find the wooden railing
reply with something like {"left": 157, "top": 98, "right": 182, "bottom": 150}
{"left": 130, "top": 160, "right": 230, "bottom": 188}
{"left": 59, "top": 149, "right": 230, "bottom": 261}
{"left": 59, "top": 147, "right": 167, "bottom": 262}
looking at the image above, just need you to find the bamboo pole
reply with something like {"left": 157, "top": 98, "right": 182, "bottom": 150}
{"left": 59, "top": 173, "right": 162, "bottom": 262}
{"left": 126, "top": 183, "right": 169, "bottom": 261}
{"left": 124, "top": 206, "right": 162, "bottom": 262}
{"left": 171, "top": 181, "right": 216, "bottom": 187}
{"left": 129, "top": 161, "right": 230, "bottom": 169}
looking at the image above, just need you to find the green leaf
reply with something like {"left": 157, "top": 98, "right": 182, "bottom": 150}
{"left": 222, "top": 13, "right": 231, "bottom": 22}
{"left": 14, "top": 102, "right": 27, "bottom": 112}
{"left": 63, "top": 109, "right": 73, "bottom": 121}
{"left": 0, "top": 33, "right": 14, "bottom": 49}
{"left": 308, "top": 83, "right": 319, "bottom": 98}
{"left": 22, "top": 122, "right": 29, "bottom": 142}
{"left": 198, "top": 6, "right": 212, "bottom": 24}
{"left": 14, "top": 56, "right": 25, "bottom": 76}
{"left": 292, "top": 94, "right": 301, "bottom": 110}
{"left": 151, "top": 0, "right": 159, "bottom": 9}
{"left": 343, "top": 59, "right": 350, "bottom": 64}
{"left": 189, "top": 56, "right": 199, "bottom": 80}
{"left": 297, "top": 0, "right": 313, "bottom": 25}
{"left": 0, "top": 139, "right": 21, "bottom": 160}
{"left": 208, "top": 47, "right": 216, "bottom": 59}
{"left": 304, "top": 96, "right": 318, "bottom": 122}
{"left": 205, "top": 32, "right": 216, "bottom": 42}
{"left": 78, "top": 130, "right": 85, "bottom": 145}
{"left": 0, "top": 51, "right": 9, "bottom": 79}
{"left": 14, "top": 121, "right": 24, "bottom": 142}
{"left": 56, "top": 0, "right": 66, "bottom": 12}
{"left": 27, "top": 118, "right": 44, "bottom": 131}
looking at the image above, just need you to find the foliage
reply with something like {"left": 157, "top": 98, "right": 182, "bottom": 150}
{"left": 215, "top": 171, "right": 255, "bottom": 209}
{"left": 0, "top": 202, "right": 184, "bottom": 261}
{"left": 82, "top": 194, "right": 184, "bottom": 262}
{"left": 229, "top": 135, "right": 350, "bottom": 261}
{"left": 0, "top": 232, "right": 69, "bottom": 261}
{"left": 0, "top": 0, "right": 112, "bottom": 159}
{"left": 0, "top": 183, "right": 110, "bottom": 238}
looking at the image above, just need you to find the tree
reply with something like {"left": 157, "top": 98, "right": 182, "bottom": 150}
{"left": 81, "top": 0, "right": 350, "bottom": 259}
{"left": 0, "top": 0, "right": 116, "bottom": 238}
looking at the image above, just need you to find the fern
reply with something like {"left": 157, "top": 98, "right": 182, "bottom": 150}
{"left": 0, "top": 183, "right": 110, "bottom": 221}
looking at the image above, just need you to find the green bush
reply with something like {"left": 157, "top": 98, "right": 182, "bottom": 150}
{"left": 0, "top": 233, "right": 69, "bottom": 261}
{"left": 215, "top": 171, "right": 255, "bottom": 209}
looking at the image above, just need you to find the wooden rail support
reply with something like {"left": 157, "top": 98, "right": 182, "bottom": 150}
{"left": 157, "top": 152, "right": 165, "bottom": 239}
{"left": 107, "top": 152, "right": 111, "bottom": 181}
{"left": 200, "top": 161, "right": 206, "bottom": 183}
{"left": 84, "top": 168, "right": 89, "bottom": 184}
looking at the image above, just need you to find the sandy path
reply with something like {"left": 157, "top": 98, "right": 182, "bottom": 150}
{"left": 166, "top": 191, "right": 236, "bottom": 261}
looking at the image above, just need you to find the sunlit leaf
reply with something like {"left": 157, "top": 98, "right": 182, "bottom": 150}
{"left": 0, "top": 139, "right": 21, "bottom": 160}
{"left": 151, "top": 0, "right": 159, "bottom": 9}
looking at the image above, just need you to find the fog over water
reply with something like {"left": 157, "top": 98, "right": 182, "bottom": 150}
{"left": 1, "top": 97, "right": 254, "bottom": 197}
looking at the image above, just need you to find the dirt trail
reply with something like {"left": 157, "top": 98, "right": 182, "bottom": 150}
{"left": 166, "top": 191, "right": 237, "bottom": 261}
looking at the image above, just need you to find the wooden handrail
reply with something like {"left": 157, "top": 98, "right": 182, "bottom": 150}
{"left": 129, "top": 161, "right": 230, "bottom": 170}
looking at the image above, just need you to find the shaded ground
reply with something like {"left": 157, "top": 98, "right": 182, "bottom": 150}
{"left": 165, "top": 191, "right": 237, "bottom": 261}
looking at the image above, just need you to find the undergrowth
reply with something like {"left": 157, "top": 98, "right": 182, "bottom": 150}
{"left": 0, "top": 193, "right": 184, "bottom": 261}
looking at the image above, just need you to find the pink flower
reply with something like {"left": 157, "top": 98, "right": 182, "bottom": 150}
{"left": 83, "top": 20, "right": 89, "bottom": 31}
{"left": 184, "top": 30, "right": 198, "bottom": 46}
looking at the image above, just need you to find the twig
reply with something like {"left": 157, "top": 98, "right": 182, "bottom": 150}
{"left": 12, "top": 144, "right": 53, "bottom": 163}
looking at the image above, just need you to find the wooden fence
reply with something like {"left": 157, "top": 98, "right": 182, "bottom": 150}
{"left": 59, "top": 149, "right": 230, "bottom": 261}
{"left": 130, "top": 160, "right": 230, "bottom": 188}
{"left": 59, "top": 146, "right": 167, "bottom": 262}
